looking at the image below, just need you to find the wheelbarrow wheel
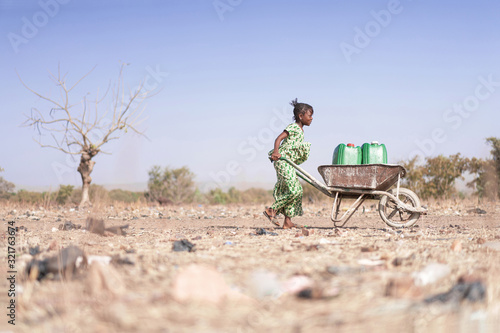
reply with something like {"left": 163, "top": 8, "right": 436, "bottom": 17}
{"left": 378, "top": 188, "right": 421, "bottom": 228}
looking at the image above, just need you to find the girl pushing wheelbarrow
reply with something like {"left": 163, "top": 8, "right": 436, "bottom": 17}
{"left": 263, "top": 99, "right": 314, "bottom": 229}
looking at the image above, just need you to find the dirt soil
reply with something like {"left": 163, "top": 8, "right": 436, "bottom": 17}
{"left": 1, "top": 200, "right": 500, "bottom": 333}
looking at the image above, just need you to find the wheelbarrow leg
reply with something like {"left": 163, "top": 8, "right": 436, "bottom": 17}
{"left": 331, "top": 193, "right": 366, "bottom": 227}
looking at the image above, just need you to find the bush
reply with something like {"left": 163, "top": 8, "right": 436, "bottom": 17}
{"left": 147, "top": 165, "right": 196, "bottom": 204}
{"left": 108, "top": 189, "right": 144, "bottom": 203}
{"left": 56, "top": 185, "right": 74, "bottom": 205}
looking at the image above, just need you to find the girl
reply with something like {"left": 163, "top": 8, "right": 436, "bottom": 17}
{"left": 264, "top": 99, "right": 314, "bottom": 229}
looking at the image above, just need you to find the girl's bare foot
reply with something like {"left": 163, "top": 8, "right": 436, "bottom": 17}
{"left": 283, "top": 216, "right": 297, "bottom": 229}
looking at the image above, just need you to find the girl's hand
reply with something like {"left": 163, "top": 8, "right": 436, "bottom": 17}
{"left": 271, "top": 152, "right": 281, "bottom": 161}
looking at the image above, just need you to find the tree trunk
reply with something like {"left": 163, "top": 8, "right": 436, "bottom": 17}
{"left": 77, "top": 151, "right": 96, "bottom": 208}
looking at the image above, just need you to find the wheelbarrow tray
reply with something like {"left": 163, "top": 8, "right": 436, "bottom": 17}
{"left": 317, "top": 164, "right": 406, "bottom": 191}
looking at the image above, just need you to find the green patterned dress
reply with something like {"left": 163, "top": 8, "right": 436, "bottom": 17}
{"left": 269, "top": 123, "right": 311, "bottom": 218}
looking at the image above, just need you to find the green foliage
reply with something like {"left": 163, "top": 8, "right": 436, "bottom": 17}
{"left": 401, "top": 137, "right": 500, "bottom": 200}
{"left": 0, "top": 177, "right": 15, "bottom": 197}
{"left": 486, "top": 137, "right": 500, "bottom": 198}
{"left": 0, "top": 167, "right": 15, "bottom": 195}
{"left": 402, "top": 154, "right": 468, "bottom": 199}
{"left": 147, "top": 165, "right": 196, "bottom": 204}
{"left": 204, "top": 187, "right": 272, "bottom": 204}
{"left": 14, "top": 189, "right": 45, "bottom": 204}
{"left": 108, "top": 189, "right": 144, "bottom": 203}
{"left": 71, "top": 184, "right": 109, "bottom": 204}
{"left": 465, "top": 141, "right": 499, "bottom": 200}
{"left": 56, "top": 185, "right": 74, "bottom": 205}
{"left": 207, "top": 188, "right": 230, "bottom": 204}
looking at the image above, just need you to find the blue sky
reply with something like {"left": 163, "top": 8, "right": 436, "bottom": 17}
{"left": 1, "top": 0, "right": 499, "bottom": 191}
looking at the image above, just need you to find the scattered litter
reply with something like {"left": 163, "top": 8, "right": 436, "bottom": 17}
{"left": 16, "top": 225, "right": 28, "bottom": 232}
{"left": 26, "top": 245, "right": 85, "bottom": 281}
{"left": 172, "top": 239, "right": 196, "bottom": 252}
{"left": 252, "top": 228, "right": 278, "bottom": 236}
{"left": 87, "top": 255, "right": 112, "bottom": 265}
{"left": 111, "top": 255, "right": 135, "bottom": 266}
{"left": 51, "top": 227, "right": 58, "bottom": 233}
{"left": 424, "top": 276, "right": 486, "bottom": 304}
{"left": 327, "top": 266, "right": 366, "bottom": 276}
{"left": 59, "top": 221, "right": 82, "bottom": 231}
{"left": 29, "top": 246, "right": 41, "bottom": 256}
{"left": 467, "top": 208, "right": 487, "bottom": 215}
{"left": 223, "top": 241, "right": 234, "bottom": 246}
{"left": 412, "top": 263, "right": 451, "bottom": 286}
{"left": 297, "top": 285, "right": 340, "bottom": 300}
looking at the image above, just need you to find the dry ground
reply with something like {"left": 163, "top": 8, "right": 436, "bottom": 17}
{"left": 1, "top": 200, "right": 500, "bottom": 332}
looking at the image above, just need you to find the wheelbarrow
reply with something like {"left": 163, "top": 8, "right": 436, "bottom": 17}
{"left": 279, "top": 157, "right": 427, "bottom": 228}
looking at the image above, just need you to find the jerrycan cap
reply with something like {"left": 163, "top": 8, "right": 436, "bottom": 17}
{"left": 371, "top": 141, "right": 380, "bottom": 145}
{"left": 347, "top": 143, "right": 355, "bottom": 147}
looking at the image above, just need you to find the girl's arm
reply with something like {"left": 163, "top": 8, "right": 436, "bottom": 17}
{"left": 270, "top": 130, "right": 289, "bottom": 161}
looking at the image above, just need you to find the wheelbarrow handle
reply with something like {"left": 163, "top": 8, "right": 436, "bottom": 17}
{"left": 278, "top": 157, "right": 332, "bottom": 196}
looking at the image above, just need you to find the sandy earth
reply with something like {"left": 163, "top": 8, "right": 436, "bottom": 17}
{"left": 1, "top": 200, "right": 500, "bottom": 332}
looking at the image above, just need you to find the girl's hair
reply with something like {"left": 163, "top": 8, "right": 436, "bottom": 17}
{"left": 290, "top": 98, "right": 313, "bottom": 121}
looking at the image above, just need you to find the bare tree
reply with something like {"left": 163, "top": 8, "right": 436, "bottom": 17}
{"left": 20, "top": 64, "right": 151, "bottom": 207}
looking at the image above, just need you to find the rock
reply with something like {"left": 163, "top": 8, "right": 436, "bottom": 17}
{"left": 86, "top": 262, "right": 126, "bottom": 296}
{"left": 253, "top": 228, "right": 278, "bottom": 236}
{"left": 87, "top": 255, "right": 112, "bottom": 265}
{"left": 326, "top": 266, "right": 366, "bottom": 276}
{"left": 105, "top": 224, "right": 129, "bottom": 236}
{"left": 86, "top": 217, "right": 105, "bottom": 235}
{"left": 282, "top": 275, "right": 313, "bottom": 294}
{"left": 29, "top": 246, "right": 41, "bottom": 256}
{"left": 248, "top": 270, "right": 283, "bottom": 299}
{"left": 296, "top": 284, "right": 340, "bottom": 300}
{"left": 301, "top": 228, "right": 314, "bottom": 236}
{"left": 172, "top": 264, "right": 249, "bottom": 303}
{"left": 482, "top": 241, "right": 500, "bottom": 251}
{"left": 48, "top": 240, "right": 58, "bottom": 251}
{"left": 59, "top": 221, "right": 82, "bottom": 231}
{"left": 412, "top": 263, "right": 451, "bottom": 286}
{"left": 451, "top": 239, "right": 462, "bottom": 252}
{"left": 361, "top": 245, "right": 379, "bottom": 252}
{"left": 467, "top": 208, "right": 487, "bottom": 215}
{"left": 385, "top": 276, "right": 422, "bottom": 298}
{"left": 172, "top": 239, "right": 196, "bottom": 252}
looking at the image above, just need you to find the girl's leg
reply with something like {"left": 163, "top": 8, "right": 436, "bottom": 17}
{"left": 270, "top": 160, "right": 303, "bottom": 216}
